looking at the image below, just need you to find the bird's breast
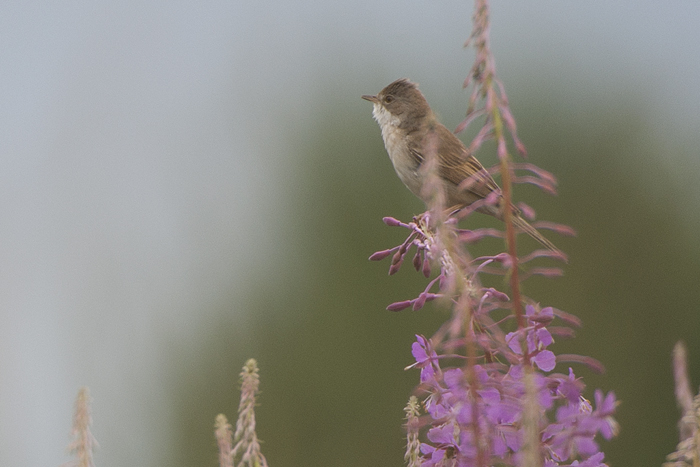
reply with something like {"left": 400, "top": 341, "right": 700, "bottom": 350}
{"left": 372, "top": 105, "right": 423, "bottom": 197}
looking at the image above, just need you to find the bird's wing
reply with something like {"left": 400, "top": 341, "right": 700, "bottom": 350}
{"left": 409, "top": 124, "right": 499, "bottom": 200}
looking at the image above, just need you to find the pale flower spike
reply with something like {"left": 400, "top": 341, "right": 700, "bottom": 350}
{"left": 65, "top": 387, "right": 97, "bottom": 467}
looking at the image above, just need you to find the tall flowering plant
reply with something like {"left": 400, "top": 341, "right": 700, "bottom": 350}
{"left": 371, "top": 2, "right": 618, "bottom": 466}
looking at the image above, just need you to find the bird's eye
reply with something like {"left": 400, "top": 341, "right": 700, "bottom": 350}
{"left": 384, "top": 95, "right": 394, "bottom": 104}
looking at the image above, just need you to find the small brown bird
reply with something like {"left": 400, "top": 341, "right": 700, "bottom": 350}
{"left": 362, "top": 78, "right": 560, "bottom": 253}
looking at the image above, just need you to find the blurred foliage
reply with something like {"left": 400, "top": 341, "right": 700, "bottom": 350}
{"left": 167, "top": 79, "right": 700, "bottom": 467}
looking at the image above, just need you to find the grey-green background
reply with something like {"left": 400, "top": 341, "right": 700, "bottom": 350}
{"left": 2, "top": 2, "right": 699, "bottom": 466}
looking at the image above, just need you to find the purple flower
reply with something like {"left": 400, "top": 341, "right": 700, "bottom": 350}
{"left": 411, "top": 335, "right": 440, "bottom": 383}
{"left": 403, "top": 306, "right": 615, "bottom": 467}
{"left": 506, "top": 305, "right": 559, "bottom": 372}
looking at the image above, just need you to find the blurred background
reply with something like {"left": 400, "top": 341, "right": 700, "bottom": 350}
{"left": 1, "top": 1, "right": 699, "bottom": 466}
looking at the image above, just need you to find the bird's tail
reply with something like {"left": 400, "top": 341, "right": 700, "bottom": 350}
{"left": 511, "top": 215, "right": 565, "bottom": 259}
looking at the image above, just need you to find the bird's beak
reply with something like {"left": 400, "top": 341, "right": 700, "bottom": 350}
{"left": 361, "top": 94, "right": 379, "bottom": 103}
